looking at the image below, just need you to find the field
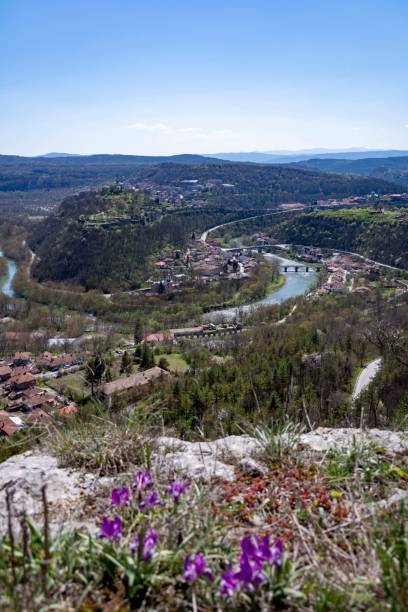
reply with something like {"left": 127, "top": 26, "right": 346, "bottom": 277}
{"left": 47, "top": 372, "right": 91, "bottom": 402}
{"left": 154, "top": 352, "right": 189, "bottom": 373}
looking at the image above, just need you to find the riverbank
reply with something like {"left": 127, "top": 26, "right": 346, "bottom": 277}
{"left": 201, "top": 272, "right": 286, "bottom": 314}
{"left": 204, "top": 258, "right": 316, "bottom": 321}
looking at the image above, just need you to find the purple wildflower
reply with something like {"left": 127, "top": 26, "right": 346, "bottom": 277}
{"left": 183, "top": 553, "right": 213, "bottom": 583}
{"left": 131, "top": 529, "right": 158, "bottom": 560}
{"left": 111, "top": 486, "right": 130, "bottom": 507}
{"left": 142, "top": 529, "right": 157, "bottom": 561}
{"left": 220, "top": 534, "right": 284, "bottom": 598}
{"left": 100, "top": 516, "right": 122, "bottom": 541}
{"left": 258, "top": 535, "right": 283, "bottom": 567}
{"left": 133, "top": 470, "right": 153, "bottom": 490}
{"left": 236, "top": 553, "right": 264, "bottom": 590}
{"left": 241, "top": 536, "right": 262, "bottom": 566}
{"left": 167, "top": 481, "right": 190, "bottom": 503}
{"left": 140, "top": 490, "right": 162, "bottom": 510}
{"left": 220, "top": 565, "right": 241, "bottom": 598}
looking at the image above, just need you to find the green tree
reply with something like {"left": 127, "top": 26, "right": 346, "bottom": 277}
{"left": 120, "top": 350, "right": 133, "bottom": 375}
{"left": 133, "top": 319, "right": 144, "bottom": 344}
{"left": 140, "top": 343, "right": 155, "bottom": 369}
{"left": 158, "top": 356, "right": 170, "bottom": 370}
{"left": 85, "top": 354, "right": 106, "bottom": 395}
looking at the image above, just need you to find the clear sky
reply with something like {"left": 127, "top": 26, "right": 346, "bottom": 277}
{"left": 1, "top": 0, "right": 408, "bottom": 156}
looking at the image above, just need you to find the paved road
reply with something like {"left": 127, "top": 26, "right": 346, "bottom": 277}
{"left": 200, "top": 208, "right": 307, "bottom": 242}
{"left": 352, "top": 357, "right": 382, "bottom": 402}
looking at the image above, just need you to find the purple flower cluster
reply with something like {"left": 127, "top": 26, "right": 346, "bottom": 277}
{"left": 100, "top": 471, "right": 191, "bottom": 558}
{"left": 100, "top": 471, "right": 284, "bottom": 602}
{"left": 220, "top": 535, "right": 283, "bottom": 597}
{"left": 184, "top": 552, "right": 214, "bottom": 583}
{"left": 107, "top": 470, "right": 166, "bottom": 513}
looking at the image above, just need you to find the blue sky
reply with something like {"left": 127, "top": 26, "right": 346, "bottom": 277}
{"left": 1, "top": 0, "right": 408, "bottom": 155}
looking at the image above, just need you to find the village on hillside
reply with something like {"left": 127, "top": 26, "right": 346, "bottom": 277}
{"left": 0, "top": 348, "right": 172, "bottom": 437}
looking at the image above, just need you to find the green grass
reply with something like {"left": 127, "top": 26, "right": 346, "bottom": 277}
{"left": 47, "top": 372, "right": 90, "bottom": 402}
{"left": 319, "top": 208, "right": 404, "bottom": 224}
{"left": 155, "top": 352, "right": 188, "bottom": 373}
{"left": 265, "top": 274, "right": 285, "bottom": 293}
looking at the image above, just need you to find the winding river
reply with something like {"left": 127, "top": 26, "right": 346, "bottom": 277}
{"left": 204, "top": 253, "right": 316, "bottom": 321}
{"left": 0, "top": 249, "right": 17, "bottom": 298}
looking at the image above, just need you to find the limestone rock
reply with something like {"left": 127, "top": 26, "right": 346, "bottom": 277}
{"left": 0, "top": 451, "right": 97, "bottom": 536}
{"left": 298, "top": 427, "right": 408, "bottom": 454}
{"left": 159, "top": 451, "right": 235, "bottom": 481}
{"left": 155, "top": 429, "right": 407, "bottom": 482}
{"left": 155, "top": 435, "right": 262, "bottom": 481}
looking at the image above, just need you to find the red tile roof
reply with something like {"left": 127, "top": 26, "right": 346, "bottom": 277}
{"left": 13, "top": 352, "right": 31, "bottom": 361}
{"left": 57, "top": 404, "right": 78, "bottom": 416}
{"left": 14, "top": 373, "right": 36, "bottom": 385}
{"left": 0, "top": 365, "right": 12, "bottom": 378}
{"left": 0, "top": 417, "right": 18, "bottom": 436}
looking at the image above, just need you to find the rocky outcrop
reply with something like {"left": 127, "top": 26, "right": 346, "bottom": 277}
{"left": 0, "top": 452, "right": 99, "bottom": 536}
{"left": 299, "top": 427, "right": 408, "bottom": 454}
{"left": 155, "top": 435, "right": 263, "bottom": 481}
{"left": 1, "top": 428, "right": 406, "bottom": 536}
{"left": 155, "top": 428, "right": 407, "bottom": 481}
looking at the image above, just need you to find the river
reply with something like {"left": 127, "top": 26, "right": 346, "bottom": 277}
{"left": 0, "top": 249, "right": 17, "bottom": 298}
{"left": 204, "top": 253, "right": 316, "bottom": 321}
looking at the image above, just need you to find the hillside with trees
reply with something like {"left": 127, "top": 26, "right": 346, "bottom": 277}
{"left": 266, "top": 208, "right": 408, "bottom": 268}
{"left": 0, "top": 155, "right": 402, "bottom": 215}
{"left": 0, "top": 154, "right": 223, "bottom": 192}
{"left": 294, "top": 156, "right": 408, "bottom": 188}
{"left": 28, "top": 187, "right": 240, "bottom": 292}
{"left": 133, "top": 162, "right": 401, "bottom": 209}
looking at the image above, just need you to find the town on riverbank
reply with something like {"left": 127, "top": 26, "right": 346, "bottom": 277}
{"left": 2, "top": 203, "right": 408, "bottom": 439}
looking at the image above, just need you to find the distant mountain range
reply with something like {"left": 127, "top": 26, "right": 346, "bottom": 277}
{"left": 209, "top": 149, "right": 408, "bottom": 164}
{"left": 292, "top": 156, "right": 408, "bottom": 188}
{"left": 35, "top": 153, "right": 221, "bottom": 163}
{"left": 38, "top": 149, "right": 408, "bottom": 165}
{"left": 40, "top": 152, "right": 82, "bottom": 158}
{"left": 2, "top": 151, "right": 408, "bottom": 192}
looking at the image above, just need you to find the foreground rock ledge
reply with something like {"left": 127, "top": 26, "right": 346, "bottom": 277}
{"left": 1, "top": 428, "right": 407, "bottom": 535}
{"left": 157, "top": 428, "right": 408, "bottom": 479}
{"left": 0, "top": 452, "right": 98, "bottom": 536}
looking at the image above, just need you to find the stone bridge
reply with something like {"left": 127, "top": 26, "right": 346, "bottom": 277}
{"left": 280, "top": 264, "right": 318, "bottom": 273}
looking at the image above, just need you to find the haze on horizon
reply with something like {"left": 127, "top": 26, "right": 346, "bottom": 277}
{"left": 1, "top": 0, "right": 408, "bottom": 157}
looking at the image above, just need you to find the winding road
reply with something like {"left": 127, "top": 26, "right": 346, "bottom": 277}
{"left": 352, "top": 357, "right": 383, "bottom": 402}
{"left": 200, "top": 207, "right": 306, "bottom": 243}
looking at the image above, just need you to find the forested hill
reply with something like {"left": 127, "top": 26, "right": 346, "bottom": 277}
{"left": 0, "top": 154, "right": 402, "bottom": 198}
{"left": 28, "top": 187, "right": 240, "bottom": 292}
{"left": 268, "top": 208, "right": 408, "bottom": 269}
{"left": 0, "top": 154, "right": 223, "bottom": 192}
{"left": 127, "top": 162, "right": 401, "bottom": 209}
{"left": 294, "top": 156, "right": 408, "bottom": 188}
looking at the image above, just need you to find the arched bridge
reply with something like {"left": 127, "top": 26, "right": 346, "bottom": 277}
{"left": 280, "top": 264, "right": 318, "bottom": 273}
